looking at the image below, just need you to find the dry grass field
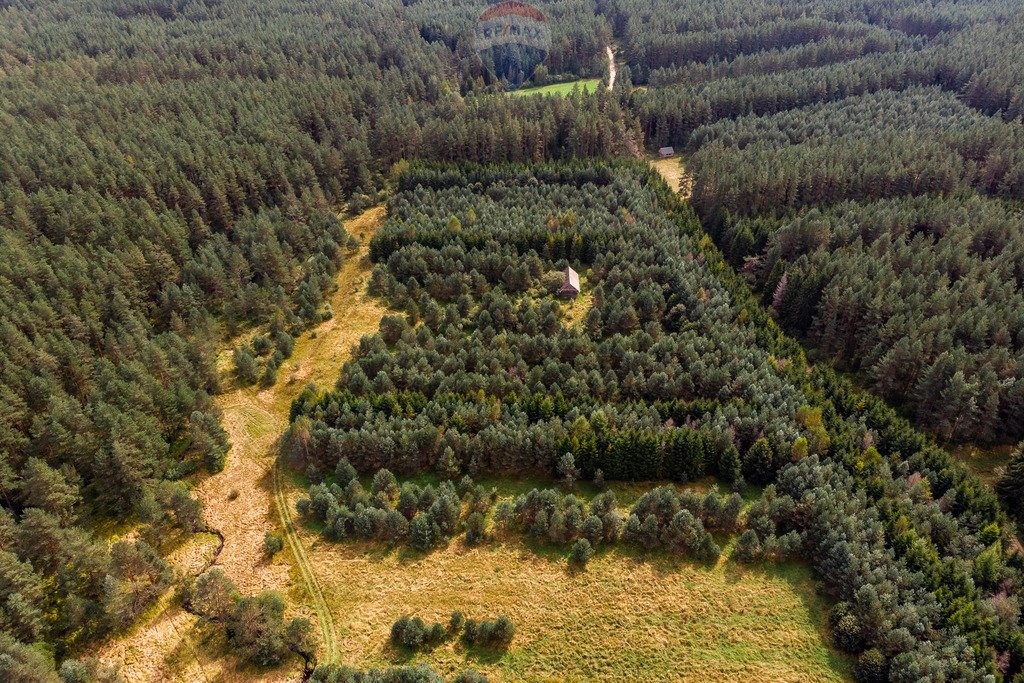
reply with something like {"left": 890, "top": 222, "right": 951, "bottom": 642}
{"left": 282, "top": 491, "right": 851, "bottom": 683}
{"left": 649, "top": 155, "right": 693, "bottom": 200}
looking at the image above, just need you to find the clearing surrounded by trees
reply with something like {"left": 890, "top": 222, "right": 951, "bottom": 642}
{"left": 284, "top": 508, "right": 849, "bottom": 682}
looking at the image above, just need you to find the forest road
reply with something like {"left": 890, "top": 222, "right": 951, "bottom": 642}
{"left": 607, "top": 44, "right": 616, "bottom": 90}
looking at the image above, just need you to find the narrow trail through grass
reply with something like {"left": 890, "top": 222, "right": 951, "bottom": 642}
{"left": 213, "top": 204, "right": 388, "bottom": 667}
{"left": 274, "top": 459, "right": 339, "bottom": 664}
{"left": 97, "top": 206, "right": 388, "bottom": 681}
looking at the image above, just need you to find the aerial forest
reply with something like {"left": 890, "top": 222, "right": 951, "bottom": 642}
{"left": 1, "top": 0, "right": 1024, "bottom": 681}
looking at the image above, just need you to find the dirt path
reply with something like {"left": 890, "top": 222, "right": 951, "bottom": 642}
{"left": 606, "top": 45, "right": 616, "bottom": 90}
{"left": 97, "top": 206, "right": 389, "bottom": 681}
{"left": 273, "top": 460, "right": 339, "bottom": 663}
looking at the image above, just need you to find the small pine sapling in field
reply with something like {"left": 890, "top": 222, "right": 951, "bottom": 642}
{"left": 389, "top": 614, "right": 446, "bottom": 651}
{"left": 260, "top": 357, "right": 279, "bottom": 387}
{"left": 448, "top": 611, "right": 466, "bottom": 636}
{"left": 570, "top": 538, "right": 594, "bottom": 567}
{"left": 581, "top": 514, "right": 604, "bottom": 545}
{"left": 264, "top": 532, "right": 284, "bottom": 557}
{"left": 464, "top": 511, "right": 487, "bottom": 545}
{"left": 462, "top": 618, "right": 479, "bottom": 645}
{"left": 593, "top": 468, "right": 605, "bottom": 490}
{"left": 734, "top": 529, "right": 763, "bottom": 563}
{"left": 623, "top": 514, "right": 642, "bottom": 545}
{"left": 463, "top": 614, "right": 514, "bottom": 648}
{"left": 492, "top": 499, "right": 515, "bottom": 531}
{"left": 384, "top": 509, "right": 410, "bottom": 542}
{"left": 410, "top": 512, "right": 436, "bottom": 552}
{"left": 529, "top": 509, "right": 550, "bottom": 539}
{"left": 722, "top": 493, "right": 743, "bottom": 531}
{"left": 695, "top": 533, "right": 720, "bottom": 563}
{"left": 427, "top": 622, "right": 446, "bottom": 647}
{"left": 233, "top": 346, "right": 260, "bottom": 385}
{"left": 639, "top": 513, "right": 661, "bottom": 550}
{"left": 548, "top": 509, "right": 567, "bottom": 543}
{"left": 397, "top": 482, "right": 421, "bottom": 519}
{"left": 371, "top": 468, "right": 399, "bottom": 498}
{"left": 252, "top": 335, "right": 272, "bottom": 356}
{"left": 490, "top": 614, "right": 515, "bottom": 646}
{"left": 391, "top": 615, "right": 425, "bottom": 649}
{"left": 438, "top": 446, "right": 462, "bottom": 481}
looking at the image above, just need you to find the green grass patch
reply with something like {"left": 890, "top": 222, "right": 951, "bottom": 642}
{"left": 509, "top": 78, "right": 601, "bottom": 97}
{"left": 949, "top": 442, "right": 1016, "bottom": 485}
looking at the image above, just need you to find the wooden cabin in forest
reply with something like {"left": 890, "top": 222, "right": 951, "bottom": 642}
{"left": 659, "top": 146, "right": 675, "bottom": 158}
{"left": 560, "top": 266, "right": 580, "bottom": 298}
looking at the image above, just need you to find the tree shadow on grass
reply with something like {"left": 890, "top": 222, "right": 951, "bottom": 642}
{"left": 460, "top": 642, "right": 510, "bottom": 665}
{"left": 610, "top": 542, "right": 716, "bottom": 578}
{"left": 381, "top": 640, "right": 418, "bottom": 664}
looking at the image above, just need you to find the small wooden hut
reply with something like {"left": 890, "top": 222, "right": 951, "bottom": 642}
{"left": 560, "top": 266, "right": 580, "bottom": 298}
{"left": 658, "top": 146, "right": 675, "bottom": 158}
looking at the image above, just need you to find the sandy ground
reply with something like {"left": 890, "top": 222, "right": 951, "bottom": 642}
{"left": 95, "top": 206, "right": 389, "bottom": 681}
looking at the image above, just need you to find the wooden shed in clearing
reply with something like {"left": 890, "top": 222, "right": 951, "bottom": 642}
{"left": 659, "top": 146, "right": 675, "bottom": 158}
{"left": 560, "top": 266, "right": 580, "bottom": 298}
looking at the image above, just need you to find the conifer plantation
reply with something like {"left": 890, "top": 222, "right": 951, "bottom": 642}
{"left": 2, "top": 0, "right": 1024, "bottom": 681}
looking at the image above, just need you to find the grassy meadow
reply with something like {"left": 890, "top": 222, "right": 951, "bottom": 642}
{"left": 510, "top": 78, "right": 601, "bottom": 97}
{"left": 281, "top": 472, "right": 851, "bottom": 682}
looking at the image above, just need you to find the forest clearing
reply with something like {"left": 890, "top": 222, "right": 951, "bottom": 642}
{"left": 648, "top": 155, "right": 692, "bottom": 199}
{"left": 282, "top": 514, "right": 849, "bottom": 682}
{"left": 510, "top": 79, "right": 601, "bottom": 97}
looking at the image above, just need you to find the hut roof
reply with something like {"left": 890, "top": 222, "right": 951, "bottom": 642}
{"left": 560, "top": 266, "right": 580, "bottom": 296}
{"left": 659, "top": 146, "right": 675, "bottom": 157}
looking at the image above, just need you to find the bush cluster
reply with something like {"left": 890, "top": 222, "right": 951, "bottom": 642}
{"left": 390, "top": 612, "right": 514, "bottom": 652}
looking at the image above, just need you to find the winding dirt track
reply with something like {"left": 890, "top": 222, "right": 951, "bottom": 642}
{"left": 96, "top": 206, "right": 388, "bottom": 681}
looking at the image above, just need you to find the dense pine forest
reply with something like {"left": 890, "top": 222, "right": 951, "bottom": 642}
{"left": 2, "top": 0, "right": 1024, "bottom": 680}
